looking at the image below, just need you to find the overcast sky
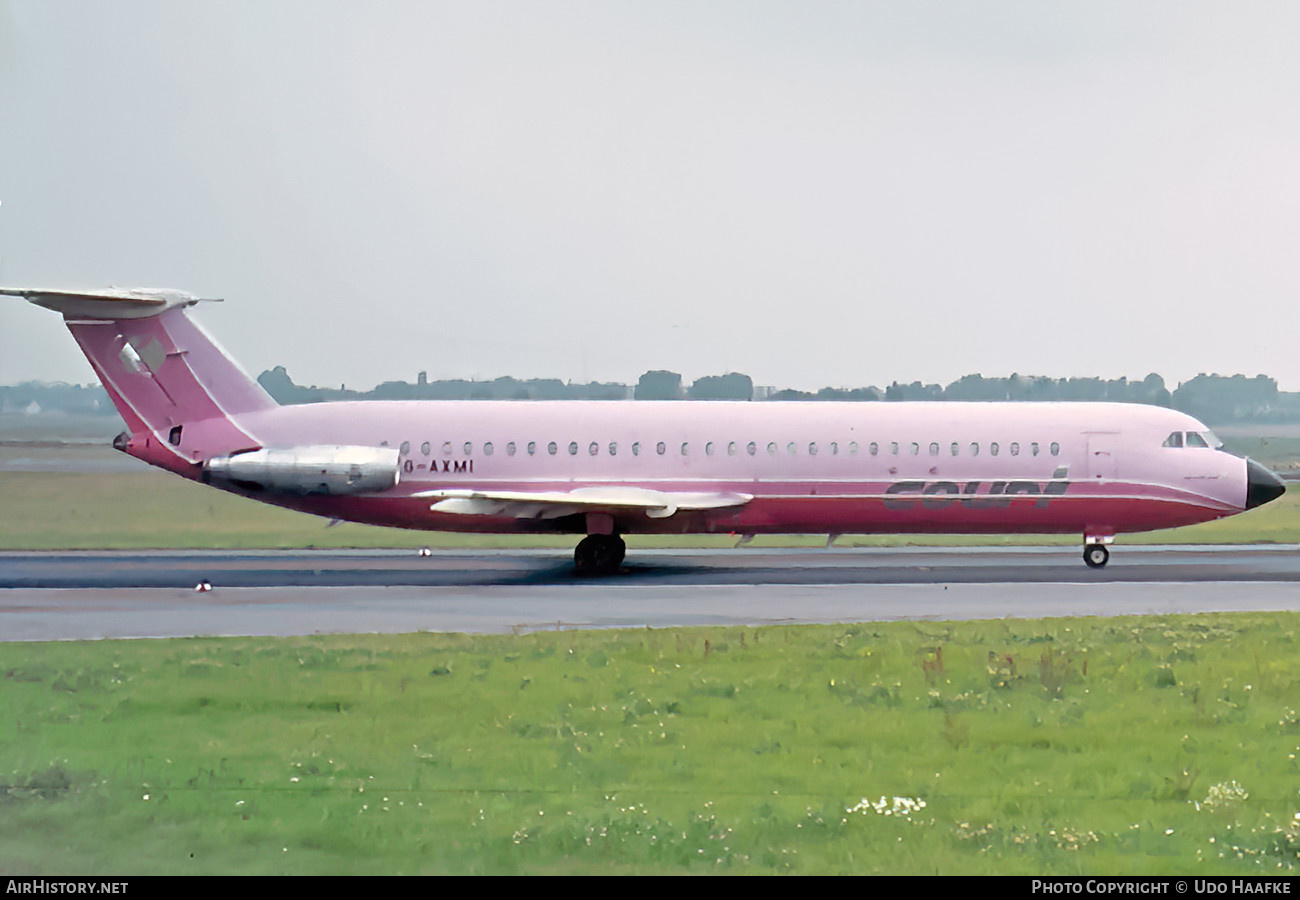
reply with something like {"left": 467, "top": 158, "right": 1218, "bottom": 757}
{"left": 2, "top": 1, "right": 1299, "bottom": 392}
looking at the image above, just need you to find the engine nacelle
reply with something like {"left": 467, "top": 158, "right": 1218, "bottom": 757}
{"left": 203, "top": 445, "right": 400, "bottom": 495}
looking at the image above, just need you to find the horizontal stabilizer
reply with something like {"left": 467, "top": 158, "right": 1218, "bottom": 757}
{"left": 1, "top": 287, "right": 220, "bottom": 319}
{"left": 413, "top": 486, "right": 753, "bottom": 520}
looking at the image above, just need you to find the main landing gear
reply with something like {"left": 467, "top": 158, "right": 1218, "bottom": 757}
{"left": 574, "top": 533, "right": 626, "bottom": 576}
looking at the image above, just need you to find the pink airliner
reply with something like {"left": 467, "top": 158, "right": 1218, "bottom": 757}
{"left": 5, "top": 287, "right": 1287, "bottom": 574}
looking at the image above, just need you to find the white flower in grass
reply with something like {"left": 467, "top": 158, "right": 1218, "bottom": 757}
{"left": 847, "top": 795, "right": 927, "bottom": 818}
{"left": 1195, "top": 781, "right": 1249, "bottom": 812}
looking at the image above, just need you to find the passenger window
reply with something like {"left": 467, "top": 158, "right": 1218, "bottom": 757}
{"left": 548, "top": 442, "right": 558, "bottom": 456}
{"left": 929, "top": 442, "right": 939, "bottom": 456}
{"left": 464, "top": 442, "right": 473, "bottom": 455}
{"left": 588, "top": 442, "right": 598, "bottom": 456}
{"left": 681, "top": 442, "right": 690, "bottom": 455}
{"left": 850, "top": 441, "right": 860, "bottom": 455}
{"left": 1010, "top": 442, "right": 1020, "bottom": 456}
{"left": 767, "top": 442, "right": 778, "bottom": 455}
{"left": 569, "top": 441, "right": 579, "bottom": 456}
{"left": 890, "top": 442, "right": 899, "bottom": 455}
{"left": 1162, "top": 431, "right": 1184, "bottom": 448}
{"left": 809, "top": 442, "right": 818, "bottom": 455}
{"left": 527, "top": 441, "right": 536, "bottom": 456}
{"left": 632, "top": 442, "right": 640, "bottom": 456}
{"left": 910, "top": 442, "right": 920, "bottom": 456}
{"left": 705, "top": 442, "right": 715, "bottom": 456}
{"left": 442, "top": 441, "right": 453, "bottom": 456}
{"left": 747, "top": 441, "right": 757, "bottom": 456}
{"left": 399, "top": 441, "right": 410, "bottom": 456}
{"left": 728, "top": 441, "right": 738, "bottom": 456}
{"left": 991, "top": 442, "right": 1000, "bottom": 456}
{"left": 951, "top": 442, "right": 959, "bottom": 456}
{"left": 484, "top": 442, "right": 494, "bottom": 456}
{"left": 657, "top": 442, "right": 666, "bottom": 456}
{"left": 830, "top": 442, "right": 838, "bottom": 455}
{"left": 1031, "top": 442, "right": 1039, "bottom": 457}
{"left": 421, "top": 441, "right": 431, "bottom": 456}
{"left": 867, "top": 442, "right": 877, "bottom": 456}
{"left": 1186, "top": 432, "right": 1209, "bottom": 448}
{"left": 1050, "top": 441, "right": 1060, "bottom": 456}
{"left": 609, "top": 442, "right": 618, "bottom": 456}
{"left": 506, "top": 441, "right": 517, "bottom": 456}
{"left": 787, "top": 442, "right": 797, "bottom": 455}
{"left": 970, "top": 442, "right": 979, "bottom": 456}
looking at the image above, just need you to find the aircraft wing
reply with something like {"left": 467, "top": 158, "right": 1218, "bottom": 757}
{"left": 411, "top": 486, "right": 753, "bottom": 520}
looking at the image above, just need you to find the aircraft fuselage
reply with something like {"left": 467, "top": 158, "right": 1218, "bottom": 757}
{"left": 127, "top": 397, "right": 1267, "bottom": 539}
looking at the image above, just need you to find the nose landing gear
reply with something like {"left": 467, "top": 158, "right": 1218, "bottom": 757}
{"left": 1082, "top": 532, "right": 1113, "bottom": 568}
{"left": 1083, "top": 543, "right": 1110, "bottom": 569}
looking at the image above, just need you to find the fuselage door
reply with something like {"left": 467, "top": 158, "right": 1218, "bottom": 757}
{"left": 1085, "top": 433, "right": 1119, "bottom": 480}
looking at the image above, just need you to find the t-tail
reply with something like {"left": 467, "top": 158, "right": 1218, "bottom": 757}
{"left": 3, "top": 287, "right": 275, "bottom": 473}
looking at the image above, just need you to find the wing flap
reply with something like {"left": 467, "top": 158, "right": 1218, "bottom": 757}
{"left": 412, "top": 486, "right": 752, "bottom": 520}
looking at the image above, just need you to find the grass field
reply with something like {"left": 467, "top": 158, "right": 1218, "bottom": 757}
{"left": 2, "top": 615, "right": 1298, "bottom": 875}
{"left": 2, "top": 465, "right": 1299, "bottom": 550}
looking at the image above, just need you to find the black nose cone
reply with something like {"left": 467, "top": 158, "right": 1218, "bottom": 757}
{"left": 1246, "top": 458, "right": 1286, "bottom": 509}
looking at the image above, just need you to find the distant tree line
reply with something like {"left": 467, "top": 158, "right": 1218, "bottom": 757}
{"left": 4, "top": 368, "right": 1296, "bottom": 427}
{"left": 0, "top": 381, "right": 111, "bottom": 416}
{"left": 256, "top": 366, "right": 631, "bottom": 402}
{"left": 250, "top": 367, "right": 1300, "bottom": 424}
{"left": 633, "top": 371, "right": 755, "bottom": 401}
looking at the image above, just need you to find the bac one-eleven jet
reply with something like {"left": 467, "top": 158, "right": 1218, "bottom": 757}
{"left": 5, "top": 287, "right": 1287, "bottom": 574}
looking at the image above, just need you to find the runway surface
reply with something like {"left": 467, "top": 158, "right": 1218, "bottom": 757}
{"left": 6, "top": 544, "right": 1300, "bottom": 588}
{"left": 2, "top": 546, "right": 1298, "bottom": 641}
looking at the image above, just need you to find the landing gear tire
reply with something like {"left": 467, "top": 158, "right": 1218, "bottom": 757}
{"left": 574, "top": 534, "right": 626, "bottom": 576}
{"left": 1083, "top": 543, "right": 1110, "bottom": 569}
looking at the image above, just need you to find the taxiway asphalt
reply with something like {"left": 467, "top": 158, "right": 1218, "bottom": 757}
{"left": 1, "top": 546, "right": 1298, "bottom": 641}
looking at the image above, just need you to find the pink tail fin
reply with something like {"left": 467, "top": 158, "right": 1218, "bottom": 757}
{"left": 7, "top": 288, "right": 275, "bottom": 465}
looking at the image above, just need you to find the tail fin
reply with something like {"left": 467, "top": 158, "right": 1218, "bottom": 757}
{"left": 4, "top": 288, "right": 275, "bottom": 466}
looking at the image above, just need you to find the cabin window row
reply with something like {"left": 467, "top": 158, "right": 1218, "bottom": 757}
{"left": 391, "top": 439, "right": 1063, "bottom": 459}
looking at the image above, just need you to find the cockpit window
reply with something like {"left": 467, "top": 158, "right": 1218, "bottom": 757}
{"left": 1164, "top": 430, "right": 1221, "bottom": 449}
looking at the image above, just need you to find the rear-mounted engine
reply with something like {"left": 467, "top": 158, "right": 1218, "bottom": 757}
{"left": 202, "top": 445, "right": 400, "bottom": 495}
